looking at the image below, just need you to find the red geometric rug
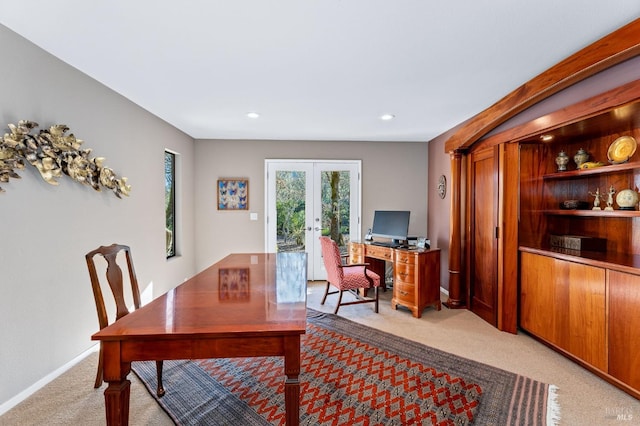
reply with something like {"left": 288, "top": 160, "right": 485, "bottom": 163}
{"left": 197, "top": 321, "right": 481, "bottom": 425}
{"left": 133, "top": 309, "right": 556, "bottom": 425}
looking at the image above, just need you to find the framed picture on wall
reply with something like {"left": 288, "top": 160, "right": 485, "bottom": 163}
{"left": 217, "top": 178, "right": 249, "bottom": 210}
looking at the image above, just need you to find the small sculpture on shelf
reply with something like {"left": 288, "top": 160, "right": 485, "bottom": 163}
{"left": 605, "top": 185, "right": 615, "bottom": 211}
{"left": 573, "top": 148, "right": 589, "bottom": 168}
{"left": 555, "top": 150, "right": 569, "bottom": 171}
{"left": 589, "top": 188, "right": 602, "bottom": 210}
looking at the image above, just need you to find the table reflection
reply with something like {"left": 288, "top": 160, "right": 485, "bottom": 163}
{"left": 276, "top": 252, "right": 307, "bottom": 304}
{"left": 219, "top": 268, "right": 250, "bottom": 302}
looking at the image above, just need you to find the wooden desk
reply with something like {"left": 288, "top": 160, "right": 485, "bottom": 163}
{"left": 92, "top": 253, "right": 307, "bottom": 426}
{"left": 350, "top": 242, "right": 441, "bottom": 318}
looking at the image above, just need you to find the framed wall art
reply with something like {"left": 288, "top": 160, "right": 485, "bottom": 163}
{"left": 217, "top": 178, "right": 248, "bottom": 210}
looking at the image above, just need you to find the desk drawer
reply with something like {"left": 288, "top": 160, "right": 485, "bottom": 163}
{"left": 394, "top": 263, "right": 415, "bottom": 283}
{"left": 395, "top": 251, "right": 416, "bottom": 265}
{"left": 394, "top": 282, "right": 416, "bottom": 303}
{"left": 349, "top": 243, "right": 363, "bottom": 263}
{"left": 366, "top": 245, "right": 393, "bottom": 261}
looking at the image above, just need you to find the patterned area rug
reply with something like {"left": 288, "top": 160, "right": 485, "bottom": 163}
{"left": 133, "top": 309, "right": 557, "bottom": 425}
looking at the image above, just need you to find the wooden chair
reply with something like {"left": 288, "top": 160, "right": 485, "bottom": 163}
{"left": 86, "top": 243, "right": 165, "bottom": 397}
{"left": 319, "top": 236, "right": 381, "bottom": 314}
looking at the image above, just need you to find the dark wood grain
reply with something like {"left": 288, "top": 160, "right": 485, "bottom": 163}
{"left": 609, "top": 270, "right": 640, "bottom": 392}
{"left": 445, "top": 152, "right": 465, "bottom": 309}
{"left": 468, "top": 146, "right": 498, "bottom": 326}
{"left": 520, "top": 252, "right": 606, "bottom": 370}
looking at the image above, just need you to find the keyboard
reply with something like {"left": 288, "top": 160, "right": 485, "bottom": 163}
{"left": 370, "top": 241, "right": 402, "bottom": 248}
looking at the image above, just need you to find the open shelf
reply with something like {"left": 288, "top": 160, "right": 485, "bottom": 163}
{"left": 543, "top": 209, "right": 640, "bottom": 217}
{"left": 543, "top": 161, "right": 640, "bottom": 180}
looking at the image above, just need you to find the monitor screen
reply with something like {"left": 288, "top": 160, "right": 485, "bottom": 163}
{"left": 371, "top": 210, "right": 410, "bottom": 242}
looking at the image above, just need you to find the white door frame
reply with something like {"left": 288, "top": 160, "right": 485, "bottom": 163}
{"left": 265, "top": 159, "right": 362, "bottom": 280}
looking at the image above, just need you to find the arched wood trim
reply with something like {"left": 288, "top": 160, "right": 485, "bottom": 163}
{"left": 444, "top": 17, "right": 640, "bottom": 321}
{"left": 444, "top": 18, "right": 640, "bottom": 153}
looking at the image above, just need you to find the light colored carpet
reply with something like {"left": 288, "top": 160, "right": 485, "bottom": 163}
{"left": 1, "top": 281, "right": 639, "bottom": 425}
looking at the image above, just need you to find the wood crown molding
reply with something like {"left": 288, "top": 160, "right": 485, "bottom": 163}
{"left": 443, "top": 18, "right": 640, "bottom": 154}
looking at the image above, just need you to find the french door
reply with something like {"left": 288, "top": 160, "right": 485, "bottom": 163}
{"left": 265, "top": 160, "right": 361, "bottom": 280}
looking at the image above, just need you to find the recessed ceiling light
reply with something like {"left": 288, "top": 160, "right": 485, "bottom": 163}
{"left": 380, "top": 114, "right": 395, "bottom": 121}
{"left": 540, "top": 134, "right": 554, "bottom": 142}
{"left": 246, "top": 112, "right": 260, "bottom": 119}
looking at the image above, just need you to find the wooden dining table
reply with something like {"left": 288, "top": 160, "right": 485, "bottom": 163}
{"left": 92, "top": 252, "right": 307, "bottom": 425}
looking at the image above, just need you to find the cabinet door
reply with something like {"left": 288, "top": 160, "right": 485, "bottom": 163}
{"left": 520, "top": 253, "right": 559, "bottom": 343}
{"left": 609, "top": 270, "right": 640, "bottom": 389}
{"left": 520, "top": 252, "right": 606, "bottom": 370}
{"left": 468, "top": 146, "right": 498, "bottom": 326}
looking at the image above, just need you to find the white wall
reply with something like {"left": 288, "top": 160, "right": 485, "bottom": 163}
{"left": 194, "top": 139, "right": 429, "bottom": 271}
{"left": 0, "top": 26, "right": 196, "bottom": 406}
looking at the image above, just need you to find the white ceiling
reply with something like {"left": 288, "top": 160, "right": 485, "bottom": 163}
{"left": 1, "top": 1, "right": 639, "bottom": 142}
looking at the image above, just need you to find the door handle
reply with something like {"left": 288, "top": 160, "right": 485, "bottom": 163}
{"left": 314, "top": 227, "right": 320, "bottom": 231}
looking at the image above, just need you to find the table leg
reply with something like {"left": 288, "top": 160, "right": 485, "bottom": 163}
{"left": 284, "top": 335, "right": 301, "bottom": 426}
{"left": 104, "top": 380, "right": 131, "bottom": 426}
{"left": 101, "top": 342, "right": 131, "bottom": 426}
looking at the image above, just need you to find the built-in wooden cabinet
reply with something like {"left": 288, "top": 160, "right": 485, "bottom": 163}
{"left": 517, "top": 82, "right": 640, "bottom": 399}
{"left": 609, "top": 270, "right": 640, "bottom": 391}
{"left": 520, "top": 252, "right": 606, "bottom": 371}
{"left": 442, "top": 21, "right": 640, "bottom": 400}
{"left": 520, "top": 250, "right": 640, "bottom": 398}
{"left": 519, "top": 121, "right": 640, "bottom": 259}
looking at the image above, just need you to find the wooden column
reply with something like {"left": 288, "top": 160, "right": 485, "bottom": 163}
{"left": 445, "top": 151, "right": 465, "bottom": 309}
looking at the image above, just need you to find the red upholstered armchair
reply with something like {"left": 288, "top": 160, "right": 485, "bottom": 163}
{"left": 319, "top": 236, "right": 381, "bottom": 314}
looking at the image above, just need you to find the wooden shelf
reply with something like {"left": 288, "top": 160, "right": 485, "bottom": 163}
{"left": 543, "top": 161, "right": 640, "bottom": 180}
{"left": 544, "top": 209, "right": 640, "bottom": 217}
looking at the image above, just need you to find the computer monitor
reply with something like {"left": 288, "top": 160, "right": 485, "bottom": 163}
{"left": 370, "top": 210, "right": 410, "bottom": 244}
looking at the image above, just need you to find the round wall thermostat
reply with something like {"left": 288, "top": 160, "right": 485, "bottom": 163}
{"left": 616, "top": 189, "right": 639, "bottom": 210}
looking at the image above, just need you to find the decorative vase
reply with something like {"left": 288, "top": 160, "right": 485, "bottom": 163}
{"left": 573, "top": 148, "right": 589, "bottom": 168}
{"left": 615, "top": 189, "right": 639, "bottom": 210}
{"left": 555, "top": 151, "right": 569, "bottom": 171}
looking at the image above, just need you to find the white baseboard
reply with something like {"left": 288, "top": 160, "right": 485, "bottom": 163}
{"left": 0, "top": 344, "right": 99, "bottom": 416}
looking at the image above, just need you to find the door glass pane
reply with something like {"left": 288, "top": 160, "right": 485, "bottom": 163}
{"left": 276, "top": 170, "right": 306, "bottom": 253}
{"left": 321, "top": 170, "right": 351, "bottom": 255}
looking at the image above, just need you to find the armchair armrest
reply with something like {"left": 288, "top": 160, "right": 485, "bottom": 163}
{"left": 340, "top": 262, "right": 370, "bottom": 269}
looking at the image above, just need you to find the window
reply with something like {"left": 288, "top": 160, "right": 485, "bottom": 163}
{"left": 165, "top": 151, "right": 176, "bottom": 258}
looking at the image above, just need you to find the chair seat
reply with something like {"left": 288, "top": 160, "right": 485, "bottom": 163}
{"left": 319, "top": 236, "right": 380, "bottom": 314}
{"left": 342, "top": 268, "right": 381, "bottom": 290}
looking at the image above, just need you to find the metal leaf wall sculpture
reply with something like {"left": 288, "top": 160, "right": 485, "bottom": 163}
{"left": 0, "top": 120, "right": 131, "bottom": 197}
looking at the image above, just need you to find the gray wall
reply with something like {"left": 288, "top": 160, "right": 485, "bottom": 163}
{"left": 194, "top": 139, "right": 429, "bottom": 271}
{"left": 0, "top": 26, "right": 196, "bottom": 407}
{"left": 0, "top": 24, "right": 432, "bottom": 410}
{"left": 427, "top": 137, "right": 451, "bottom": 290}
